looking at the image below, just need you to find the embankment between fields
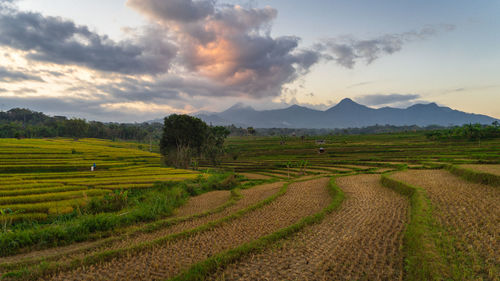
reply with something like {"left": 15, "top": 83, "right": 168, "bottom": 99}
{"left": 446, "top": 165, "right": 500, "bottom": 186}
{"left": 380, "top": 172, "right": 483, "bottom": 281}
{"left": 169, "top": 176, "right": 345, "bottom": 281}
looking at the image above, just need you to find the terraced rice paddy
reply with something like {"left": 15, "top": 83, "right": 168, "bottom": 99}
{"left": 0, "top": 138, "right": 198, "bottom": 221}
{"left": 49, "top": 178, "right": 330, "bottom": 280}
{"left": 238, "top": 172, "right": 272, "bottom": 180}
{"left": 1, "top": 134, "right": 499, "bottom": 280}
{"left": 0, "top": 182, "right": 283, "bottom": 277}
{"left": 211, "top": 174, "right": 408, "bottom": 281}
{"left": 460, "top": 164, "right": 500, "bottom": 175}
{"left": 391, "top": 169, "right": 500, "bottom": 279}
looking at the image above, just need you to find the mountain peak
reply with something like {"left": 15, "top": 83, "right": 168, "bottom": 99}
{"left": 287, "top": 104, "right": 307, "bottom": 110}
{"left": 408, "top": 102, "right": 439, "bottom": 109}
{"left": 336, "top": 98, "right": 365, "bottom": 107}
{"left": 339, "top": 98, "right": 356, "bottom": 104}
{"left": 224, "top": 103, "right": 255, "bottom": 112}
{"left": 327, "top": 97, "right": 366, "bottom": 111}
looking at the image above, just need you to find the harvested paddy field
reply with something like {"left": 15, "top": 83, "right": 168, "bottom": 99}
{"left": 0, "top": 189, "right": 233, "bottom": 267}
{"left": 48, "top": 178, "right": 331, "bottom": 281}
{"left": 0, "top": 182, "right": 283, "bottom": 275}
{"left": 174, "top": 190, "right": 231, "bottom": 217}
{"left": 460, "top": 164, "right": 500, "bottom": 176}
{"left": 391, "top": 169, "right": 500, "bottom": 279}
{"left": 210, "top": 174, "right": 408, "bottom": 281}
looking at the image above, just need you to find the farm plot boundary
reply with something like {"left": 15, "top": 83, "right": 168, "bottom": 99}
{"left": 170, "top": 175, "right": 345, "bottom": 281}
{"left": 447, "top": 165, "right": 500, "bottom": 186}
{"left": 380, "top": 173, "right": 485, "bottom": 281}
{"left": 1, "top": 180, "right": 289, "bottom": 280}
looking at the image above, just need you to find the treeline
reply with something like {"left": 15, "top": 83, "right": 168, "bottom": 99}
{"left": 425, "top": 122, "right": 500, "bottom": 141}
{"left": 0, "top": 108, "right": 162, "bottom": 141}
{"left": 251, "top": 124, "right": 447, "bottom": 136}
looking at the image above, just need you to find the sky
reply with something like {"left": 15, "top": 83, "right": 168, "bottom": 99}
{"left": 0, "top": 0, "right": 499, "bottom": 122}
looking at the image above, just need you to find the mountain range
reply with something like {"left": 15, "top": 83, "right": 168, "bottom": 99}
{"left": 193, "top": 98, "right": 498, "bottom": 128}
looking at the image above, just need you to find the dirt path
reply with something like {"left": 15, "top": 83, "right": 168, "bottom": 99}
{"left": 48, "top": 178, "right": 331, "bottom": 281}
{"left": 210, "top": 174, "right": 408, "bottom": 281}
{"left": 460, "top": 164, "right": 500, "bottom": 176}
{"left": 392, "top": 169, "right": 500, "bottom": 279}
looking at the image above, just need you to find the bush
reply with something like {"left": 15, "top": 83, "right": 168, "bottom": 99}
{"left": 84, "top": 190, "right": 129, "bottom": 214}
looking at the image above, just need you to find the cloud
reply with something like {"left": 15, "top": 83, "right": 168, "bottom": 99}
{"left": 355, "top": 93, "right": 421, "bottom": 106}
{"left": 346, "top": 81, "right": 372, "bottom": 88}
{"left": 0, "top": 1, "right": 459, "bottom": 122}
{"left": 126, "top": 0, "right": 320, "bottom": 98}
{"left": 0, "top": 66, "right": 44, "bottom": 82}
{"left": 319, "top": 24, "right": 455, "bottom": 68}
{"left": 0, "top": 7, "right": 177, "bottom": 74}
{"left": 128, "top": 0, "right": 214, "bottom": 23}
{"left": 0, "top": 95, "right": 182, "bottom": 122}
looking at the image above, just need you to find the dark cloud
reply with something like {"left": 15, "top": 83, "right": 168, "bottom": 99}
{"left": 0, "top": 8, "right": 177, "bottom": 74}
{"left": 319, "top": 25, "right": 455, "bottom": 68}
{"left": 127, "top": 0, "right": 214, "bottom": 23}
{"left": 0, "top": 66, "right": 44, "bottom": 82}
{"left": 355, "top": 93, "right": 421, "bottom": 106}
{"left": 127, "top": 0, "right": 319, "bottom": 98}
{"left": 13, "top": 87, "right": 37, "bottom": 94}
{"left": 0, "top": 95, "right": 164, "bottom": 122}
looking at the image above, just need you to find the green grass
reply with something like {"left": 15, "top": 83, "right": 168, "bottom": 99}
{"left": 0, "top": 180, "right": 288, "bottom": 280}
{"left": 0, "top": 188, "right": 243, "bottom": 274}
{"left": 380, "top": 173, "right": 480, "bottom": 281}
{"left": 446, "top": 165, "right": 500, "bottom": 186}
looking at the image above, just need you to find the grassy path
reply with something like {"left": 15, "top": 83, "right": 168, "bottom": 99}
{"left": 48, "top": 178, "right": 330, "bottom": 281}
{"left": 391, "top": 169, "right": 500, "bottom": 280}
{"left": 209, "top": 174, "right": 408, "bottom": 281}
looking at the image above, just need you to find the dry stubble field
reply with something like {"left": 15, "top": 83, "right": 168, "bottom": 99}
{"left": 391, "top": 169, "right": 500, "bottom": 280}
{"left": 210, "top": 174, "right": 408, "bottom": 281}
{"left": 48, "top": 178, "right": 331, "bottom": 280}
{"left": 2, "top": 136, "right": 500, "bottom": 281}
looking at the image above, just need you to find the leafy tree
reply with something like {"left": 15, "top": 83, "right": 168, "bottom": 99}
{"left": 160, "top": 114, "right": 208, "bottom": 168}
{"left": 65, "top": 118, "right": 89, "bottom": 139}
{"left": 204, "top": 126, "right": 230, "bottom": 166}
{"left": 247, "top": 126, "right": 256, "bottom": 135}
{"left": 160, "top": 115, "right": 230, "bottom": 168}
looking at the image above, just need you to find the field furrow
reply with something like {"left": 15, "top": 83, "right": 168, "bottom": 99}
{"left": 0, "top": 188, "right": 235, "bottom": 266}
{"left": 391, "top": 169, "right": 500, "bottom": 279}
{"left": 0, "top": 182, "right": 281, "bottom": 276}
{"left": 48, "top": 178, "right": 330, "bottom": 281}
{"left": 173, "top": 190, "right": 231, "bottom": 218}
{"left": 210, "top": 174, "right": 408, "bottom": 281}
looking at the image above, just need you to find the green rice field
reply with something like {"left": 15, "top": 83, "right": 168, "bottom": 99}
{"left": 0, "top": 138, "right": 199, "bottom": 221}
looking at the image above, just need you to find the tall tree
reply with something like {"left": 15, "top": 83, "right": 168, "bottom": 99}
{"left": 160, "top": 114, "right": 209, "bottom": 168}
{"left": 160, "top": 115, "right": 229, "bottom": 168}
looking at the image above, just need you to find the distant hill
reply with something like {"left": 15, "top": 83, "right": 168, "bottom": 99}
{"left": 194, "top": 98, "right": 498, "bottom": 128}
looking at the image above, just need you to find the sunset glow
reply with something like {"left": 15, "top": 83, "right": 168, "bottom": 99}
{"left": 0, "top": 0, "right": 498, "bottom": 122}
